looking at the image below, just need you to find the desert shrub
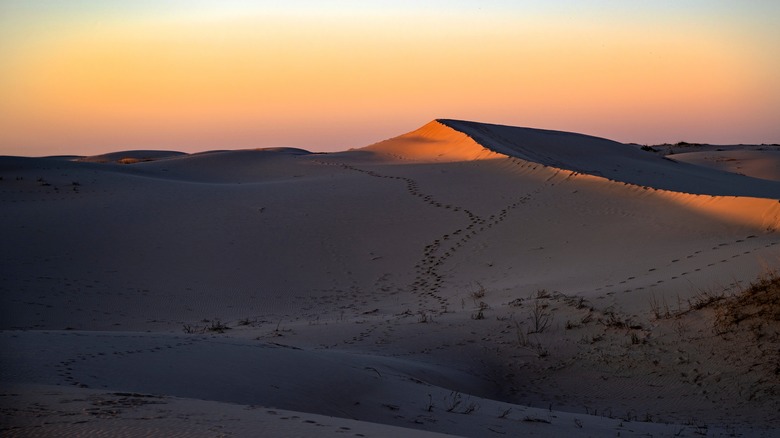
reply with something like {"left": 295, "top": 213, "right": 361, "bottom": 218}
{"left": 529, "top": 296, "right": 551, "bottom": 333}
{"left": 715, "top": 270, "right": 780, "bottom": 331}
{"left": 207, "top": 319, "right": 231, "bottom": 333}
{"left": 184, "top": 319, "right": 231, "bottom": 334}
{"left": 470, "top": 282, "right": 486, "bottom": 304}
{"left": 472, "top": 301, "right": 489, "bottom": 320}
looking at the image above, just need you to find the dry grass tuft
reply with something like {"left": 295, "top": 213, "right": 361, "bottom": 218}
{"left": 715, "top": 270, "right": 780, "bottom": 331}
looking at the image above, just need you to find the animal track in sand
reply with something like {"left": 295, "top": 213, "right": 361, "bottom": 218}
{"left": 598, "top": 233, "right": 776, "bottom": 294}
{"left": 328, "top": 159, "right": 545, "bottom": 312}
{"left": 53, "top": 333, "right": 196, "bottom": 389}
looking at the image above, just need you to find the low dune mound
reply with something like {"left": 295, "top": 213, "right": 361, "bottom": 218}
{"left": 252, "top": 147, "right": 313, "bottom": 155}
{"left": 440, "top": 119, "right": 780, "bottom": 198}
{"left": 130, "top": 147, "right": 317, "bottom": 183}
{"left": 76, "top": 150, "right": 186, "bottom": 164}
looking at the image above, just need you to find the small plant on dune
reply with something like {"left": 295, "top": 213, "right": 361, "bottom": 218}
{"left": 443, "top": 391, "right": 479, "bottom": 414}
{"left": 515, "top": 321, "right": 549, "bottom": 357}
{"left": 508, "top": 297, "right": 524, "bottom": 307}
{"left": 688, "top": 287, "right": 726, "bottom": 311}
{"left": 529, "top": 292, "right": 552, "bottom": 333}
{"left": 206, "top": 319, "right": 231, "bottom": 333}
{"left": 237, "top": 317, "right": 256, "bottom": 326}
{"left": 523, "top": 416, "right": 551, "bottom": 424}
{"left": 472, "top": 301, "right": 489, "bottom": 320}
{"left": 462, "top": 401, "right": 479, "bottom": 415}
{"left": 649, "top": 293, "right": 671, "bottom": 319}
{"left": 714, "top": 270, "right": 780, "bottom": 333}
{"left": 599, "top": 311, "right": 627, "bottom": 329}
{"left": 182, "top": 323, "right": 203, "bottom": 334}
{"left": 445, "top": 391, "right": 462, "bottom": 412}
{"left": 469, "top": 282, "right": 486, "bottom": 305}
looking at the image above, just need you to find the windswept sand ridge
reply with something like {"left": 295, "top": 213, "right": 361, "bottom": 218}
{"left": 440, "top": 119, "right": 780, "bottom": 198}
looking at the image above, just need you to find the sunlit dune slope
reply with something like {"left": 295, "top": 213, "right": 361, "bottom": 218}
{"left": 362, "top": 120, "right": 502, "bottom": 162}
{"left": 361, "top": 119, "right": 780, "bottom": 230}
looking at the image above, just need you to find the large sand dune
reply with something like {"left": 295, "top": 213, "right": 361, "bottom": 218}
{"left": 2, "top": 120, "right": 779, "bottom": 436}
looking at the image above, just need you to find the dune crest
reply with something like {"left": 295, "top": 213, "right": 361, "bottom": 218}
{"left": 439, "top": 119, "right": 780, "bottom": 198}
{"left": 363, "top": 120, "right": 503, "bottom": 162}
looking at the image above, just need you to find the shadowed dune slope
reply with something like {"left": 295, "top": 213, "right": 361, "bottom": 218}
{"left": 439, "top": 119, "right": 780, "bottom": 198}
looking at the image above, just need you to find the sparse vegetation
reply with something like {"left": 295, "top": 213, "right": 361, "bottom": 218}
{"left": 529, "top": 292, "right": 552, "bottom": 333}
{"left": 445, "top": 391, "right": 462, "bottom": 412}
{"left": 714, "top": 270, "right": 780, "bottom": 333}
{"left": 443, "top": 391, "right": 479, "bottom": 414}
{"left": 206, "top": 319, "right": 231, "bottom": 333}
{"left": 182, "top": 318, "right": 231, "bottom": 334}
{"left": 523, "top": 416, "right": 551, "bottom": 424}
{"left": 471, "top": 301, "right": 489, "bottom": 320}
{"left": 469, "top": 282, "right": 486, "bottom": 305}
{"left": 515, "top": 321, "right": 549, "bottom": 357}
{"left": 237, "top": 317, "right": 255, "bottom": 326}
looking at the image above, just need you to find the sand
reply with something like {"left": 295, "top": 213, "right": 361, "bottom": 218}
{"left": 1, "top": 119, "right": 779, "bottom": 436}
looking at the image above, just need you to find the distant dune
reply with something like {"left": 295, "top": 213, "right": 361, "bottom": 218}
{"left": 76, "top": 149, "right": 187, "bottom": 163}
{"left": 2, "top": 120, "right": 778, "bottom": 437}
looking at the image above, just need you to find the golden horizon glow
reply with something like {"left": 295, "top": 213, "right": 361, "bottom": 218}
{"left": 1, "top": 1, "right": 779, "bottom": 156}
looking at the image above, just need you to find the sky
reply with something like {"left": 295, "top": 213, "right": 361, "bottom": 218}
{"left": 1, "top": 0, "right": 779, "bottom": 156}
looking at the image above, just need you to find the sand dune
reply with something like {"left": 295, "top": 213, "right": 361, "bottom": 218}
{"left": 440, "top": 119, "right": 780, "bottom": 197}
{"left": 76, "top": 150, "right": 187, "bottom": 164}
{"left": 2, "top": 120, "right": 779, "bottom": 436}
{"left": 363, "top": 120, "right": 503, "bottom": 162}
{"left": 671, "top": 149, "right": 780, "bottom": 182}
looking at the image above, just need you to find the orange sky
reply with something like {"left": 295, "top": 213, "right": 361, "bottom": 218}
{"left": 1, "top": 1, "right": 778, "bottom": 156}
